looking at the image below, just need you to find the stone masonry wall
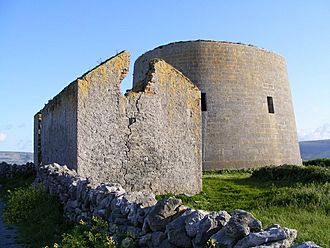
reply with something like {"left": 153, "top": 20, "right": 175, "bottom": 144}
{"left": 124, "top": 59, "right": 202, "bottom": 194}
{"left": 134, "top": 41, "right": 302, "bottom": 170}
{"left": 35, "top": 82, "right": 78, "bottom": 170}
{"left": 76, "top": 51, "right": 130, "bottom": 186}
{"left": 34, "top": 163, "right": 319, "bottom": 248}
{"left": 35, "top": 51, "right": 202, "bottom": 195}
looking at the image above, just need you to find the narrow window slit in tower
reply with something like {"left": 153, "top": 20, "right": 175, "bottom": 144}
{"left": 267, "top": 96, "right": 274, "bottom": 114}
{"left": 201, "top": 93, "right": 207, "bottom": 111}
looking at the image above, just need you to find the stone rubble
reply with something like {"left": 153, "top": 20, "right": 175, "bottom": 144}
{"left": 32, "top": 163, "right": 322, "bottom": 248}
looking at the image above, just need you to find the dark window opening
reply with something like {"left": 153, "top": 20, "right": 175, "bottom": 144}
{"left": 201, "top": 93, "right": 207, "bottom": 111}
{"left": 267, "top": 96, "right": 275, "bottom": 114}
{"left": 129, "top": 117, "right": 136, "bottom": 125}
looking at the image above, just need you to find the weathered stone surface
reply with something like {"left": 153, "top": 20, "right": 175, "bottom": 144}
{"left": 124, "top": 59, "right": 202, "bottom": 195}
{"left": 265, "top": 224, "right": 281, "bottom": 231}
{"left": 121, "top": 191, "right": 157, "bottom": 212}
{"left": 234, "top": 228, "right": 297, "bottom": 248}
{"left": 95, "top": 183, "right": 125, "bottom": 205}
{"left": 254, "top": 238, "right": 295, "bottom": 248}
{"left": 139, "top": 233, "right": 152, "bottom": 247}
{"left": 144, "top": 198, "right": 183, "bottom": 232}
{"left": 290, "top": 241, "right": 321, "bottom": 248}
{"left": 159, "top": 239, "right": 178, "bottom": 248}
{"left": 152, "top": 231, "right": 166, "bottom": 247}
{"left": 139, "top": 231, "right": 167, "bottom": 248}
{"left": 166, "top": 209, "right": 193, "bottom": 247}
{"left": 193, "top": 211, "right": 231, "bottom": 247}
{"left": 121, "top": 236, "right": 135, "bottom": 248}
{"left": 126, "top": 225, "right": 142, "bottom": 239}
{"left": 64, "top": 199, "right": 79, "bottom": 210}
{"left": 210, "top": 209, "right": 262, "bottom": 248}
{"left": 109, "top": 191, "right": 156, "bottom": 228}
{"left": 185, "top": 209, "right": 208, "bottom": 237}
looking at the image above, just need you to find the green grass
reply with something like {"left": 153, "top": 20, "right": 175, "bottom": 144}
{"left": 159, "top": 166, "right": 330, "bottom": 247}
{"left": 51, "top": 217, "right": 116, "bottom": 248}
{"left": 254, "top": 207, "right": 328, "bottom": 247}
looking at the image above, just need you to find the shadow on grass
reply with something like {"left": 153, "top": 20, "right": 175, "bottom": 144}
{"left": 159, "top": 167, "right": 330, "bottom": 214}
{"left": 158, "top": 173, "right": 268, "bottom": 212}
{"left": 220, "top": 176, "right": 297, "bottom": 188}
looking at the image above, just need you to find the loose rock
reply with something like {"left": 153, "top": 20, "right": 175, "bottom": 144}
{"left": 210, "top": 209, "right": 262, "bottom": 248}
{"left": 234, "top": 227, "right": 297, "bottom": 248}
{"left": 193, "top": 210, "right": 231, "bottom": 247}
{"left": 144, "top": 198, "right": 183, "bottom": 232}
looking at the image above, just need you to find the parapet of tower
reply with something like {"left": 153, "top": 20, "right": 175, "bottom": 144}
{"left": 133, "top": 40, "right": 302, "bottom": 170}
{"left": 34, "top": 51, "right": 202, "bottom": 195}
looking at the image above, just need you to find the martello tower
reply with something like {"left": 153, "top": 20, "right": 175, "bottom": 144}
{"left": 133, "top": 40, "right": 302, "bottom": 170}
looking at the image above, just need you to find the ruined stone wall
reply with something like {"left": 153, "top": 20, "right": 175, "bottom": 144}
{"left": 124, "top": 59, "right": 202, "bottom": 194}
{"left": 35, "top": 83, "right": 78, "bottom": 169}
{"left": 134, "top": 41, "right": 302, "bottom": 170}
{"left": 76, "top": 51, "right": 130, "bottom": 185}
{"left": 35, "top": 51, "right": 202, "bottom": 195}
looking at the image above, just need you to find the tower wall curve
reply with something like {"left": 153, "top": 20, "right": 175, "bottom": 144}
{"left": 133, "top": 40, "right": 302, "bottom": 170}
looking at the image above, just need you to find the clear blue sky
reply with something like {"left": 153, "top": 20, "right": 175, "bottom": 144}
{"left": 0, "top": 0, "right": 329, "bottom": 152}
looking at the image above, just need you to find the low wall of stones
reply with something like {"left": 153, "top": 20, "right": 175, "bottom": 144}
{"left": 0, "top": 162, "right": 35, "bottom": 179}
{"left": 34, "top": 163, "right": 319, "bottom": 248}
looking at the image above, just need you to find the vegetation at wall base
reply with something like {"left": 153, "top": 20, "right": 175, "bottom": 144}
{"left": 159, "top": 164, "right": 330, "bottom": 247}
{"left": 45, "top": 217, "right": 116, "bottom": 248}
{"left": 0, "top": 174, "right": 71, "bottom": 247}
{"left": 0, "top": 174, "right": 116, "bottom": 248}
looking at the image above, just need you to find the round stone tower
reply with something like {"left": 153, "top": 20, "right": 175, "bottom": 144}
{"left": 133, "top": 40, "right": 301, "bottom": 170}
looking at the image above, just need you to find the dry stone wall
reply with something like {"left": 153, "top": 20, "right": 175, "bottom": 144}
{"left": 0, "top": 162, "right": 35, "bottom": 179}
{"left": 35, "top": 51, "right": 202, "bottom": 195}
{"left": 134, "top": 40, "right": 302, "bottom": 170}
{"left": 34, "top": 163, "right": 319, "bottom": 248}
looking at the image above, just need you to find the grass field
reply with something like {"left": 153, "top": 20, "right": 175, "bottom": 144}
{"left": 160, "top": 166, "right": 330, "bottom": 247}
